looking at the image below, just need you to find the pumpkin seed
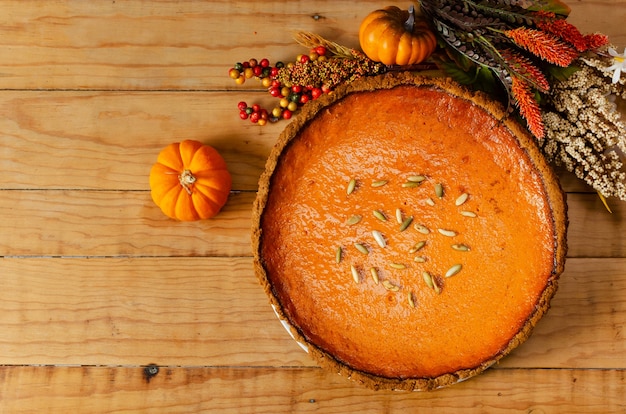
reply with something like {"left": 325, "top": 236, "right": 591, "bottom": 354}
{"left": 413, "top": 256, "right": 427, "bottom": 263}
{"left": 399, "top": 216, "right": 414, "bottom": 232}
{"left": 408, "top": 175, "right": 426, "bottom": 183}
{"left": 335, "top": 246, "right": 342, "bottom": 263}
{"left": 408, "top": 291, "right": 416, "bottom": 308}
{"left": 402, "top": 182, "right": 420, "bottom": 188}
{"left": 395, "top": 208, "right": 403, "bottom": 224}
{"left": 422, "top": 271, "right": 434, "bottom": 289}
{"left": 433, "top": 278, "right": 442, "bottom": 294}
{"left": 346, "top": 215, "right": 362, "bottom": 226}
{"left": 370, "top": 267, "right": 380, "bottom": 285}
{"left": 347, "top": 178, "right": 356, "bottom": 195}
{"left": 414, "top": 224, "right": 430, "bottom": 235}
{"left": 372, "top": 230, "right": 386, "bottom": 248}
{"left": 445, "top": 264, "right": 463, "bottom": 278}
{"left": 382, "top": 280, "right": 400, "bottom": 292}
{"left": 409, "top": 241, "right": 426, "bottom": 253}
{"left": 451, "top": 243, "right": 470, "bottom": 252}
{"left": 354, "top": 243, "right": 369, "bottom": 254}
{"left": 438, "top": 228, "right": 457, "bottom": 237}
{"left": 373, "top": 210, "right": 387, "bottom": 222}
{"left": 425, "top": 197, "right": 435, "bottom": 206}
{"left": 460, "top": 210, "right": 477, "bottom": 218}
{"left": 455, "top": 193, "right": 469, "bottom": 206}
{"left": 350, "top": 265, "right": 359, "bottom": 283}
{"left": 371, "top": 180, "right": 388, "bottom": 188}
{"left": 435, "top": 183, "right": 444, "bottom": 198}
{"left": 390, "top": 263, "right": 406, "bottom": 269}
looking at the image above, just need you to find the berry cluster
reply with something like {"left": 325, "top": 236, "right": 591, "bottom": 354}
{"left": 228, "top": 46, "right": 330, "bottom": 125}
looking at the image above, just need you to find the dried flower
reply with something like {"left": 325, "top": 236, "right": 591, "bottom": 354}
{"left": 540, "top": 54, "right": 626, "bottom": 201}
{"left": 276, "top": 50, "right": 385, "bottom": 91}
{"left": 512, "top": 76, "right": 544, "bottom": 138}
{"left": 419, "top": 0, "right": 608, "bottom": 139}
{"left": 533, "top": 11, "right": 601, "bottom": 52}
{"left": 504, "top": 27, "right": 578, "bottom": 67}
{"left": 500, "top": 48, "right": 550, "bottom": 92}
{"left": 607, "top": 47, "right": 626, "bottom": 84}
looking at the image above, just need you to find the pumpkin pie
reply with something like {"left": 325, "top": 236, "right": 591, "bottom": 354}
{"left": 251, "top": 72, "right": 568, "bottom": 391}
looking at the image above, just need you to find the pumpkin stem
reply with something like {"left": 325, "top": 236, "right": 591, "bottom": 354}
{"left": 178, "top": 169, "right": 196, "bottom": 195}
{"left": 404, "top": 5, "right": 415, "bottom": 32}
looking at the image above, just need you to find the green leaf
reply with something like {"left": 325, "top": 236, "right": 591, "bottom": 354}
{"left": 546, "top": 64, "right": 580, "bottom": 82}
{"left": 527, "top": 0, "right": 571, "bottom": 17}
{"left": 438, "top": 60, "right": 479, "bottom": 85}
{"left": 473, "top": 66, "right": 498, "bottom": 94}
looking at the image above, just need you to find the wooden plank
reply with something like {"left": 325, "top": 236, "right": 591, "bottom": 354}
{"left": 0, "top": 257, "right": 309, "bottom": 366}
{"left": 0, "top": 0, "right": 381, "bottom": 91}
{"left": 0, "top": 0, "right": 622, "bottom": 91}
{"left": 0, "top": 91, "right": 277, "bottom": 191}
{"left": 0, "top": 190, "right": 253, "bottom": 257}
{"left": 0, "top": 365, "right": 624, "bottom": 413}
{"left": 567, "top": 193, "right": 626, "bottom": 258}
{"left": 0, "top": 257, "right": 623, "bottom": 368}
{"left": 0, "top": 190, "right": 622, "bottom": 258}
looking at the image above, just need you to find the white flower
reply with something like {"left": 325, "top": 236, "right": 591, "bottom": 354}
{"left": 607, "top": 47, "right": 626, "bottom": 84}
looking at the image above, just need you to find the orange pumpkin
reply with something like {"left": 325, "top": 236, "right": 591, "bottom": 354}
{"left": 359, "top": 5, "right": 437, "bottom": 66}
{"left": 150, "top": 140, "right": 232, "bottom": 221}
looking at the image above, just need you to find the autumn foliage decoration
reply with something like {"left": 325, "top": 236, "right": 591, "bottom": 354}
{"left": 419, "top": 0, "right": 609, "bottom": 138}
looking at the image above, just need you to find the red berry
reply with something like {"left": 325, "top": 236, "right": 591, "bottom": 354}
{"left": 269, "top": 87, "right": 282, "bottom": 97}
{"left": 271, "top": 79, "right": 281, "bottom": 88}
{"left": 239, "top": 110, "right": 249, "bottom": 120}
{"left": 311, "top": 88, "right": 322, "bottom": 100}
{"left": 237, "top": 101, "right": 247, "bottom": 111}
{"left": 321, "top": 85, "right": 331, "bottom": 94}
{"left": 270, "top": 67, "right": 280, "bottom": 77}
{"left": 300, "top": 55, "right": 310, "bottom": 64}
{"left": 248, "top": 58, "right": 258, "bottom": 68}
{"left": 260, "top": 109, "right": 269, "bottom": 120}
{"left": 315, "top": 46, "right": 327, "bottom": 56}
{"left": 252, "top": 104, "right": 261, "bottom": 113}
{"left": 291, "top": 85, "right": 303, "bottom": 93}
{"left": 253, "top": 66, "right": 263, "bottom": 77}
{"left": 300, "top": 94, "right": 310, "bottom": 104}
{"left": 282, "top": 109, "right": 293, "bottom": 119}
{"left": 242, "top": 61, "right": 250, "bottom": 68}
{"left": 260, "top": 58, "right": 270, "bottom": 68}
{"left": 250, "top": 112, "right": 260, "bottom": 123}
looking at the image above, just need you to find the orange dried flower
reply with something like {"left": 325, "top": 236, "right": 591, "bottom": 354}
{"left": 511, "top": 76, "right": 544, "bottom": 139}
{"left": 584, "top": 33, "right": 610, "bottom": 50}
{"left": 501, "top": 49, "right": 550, "bottom": 92}
{"left": 505, "top": 27, "right": 578, "bottom": 67}
{"left": 533, "top": 11, "right": 588, "bottom": 52}
{"left": 534, "top": 11, "right": 609, "bottom": 52}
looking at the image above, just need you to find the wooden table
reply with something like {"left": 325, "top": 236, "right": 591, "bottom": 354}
{"left": 0, "top": 1, "right": 624, "bottom": 412}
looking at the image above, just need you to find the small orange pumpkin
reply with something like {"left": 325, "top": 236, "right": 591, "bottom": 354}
{"left": 150, "top": 140, "right": 232, "bottom": 221}
{"left": 359, "top": 5, "right": 437, "bottom": 66}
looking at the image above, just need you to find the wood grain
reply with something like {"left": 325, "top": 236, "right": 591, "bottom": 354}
{"left": 0, "top": 190, "right": 253, "bottom": 257}
{"left": 0, "top": 91, "right": 276, "bottom": 191}
{"left": 0, "top": 0, "right": 622, "bottom": 91}
{"left": 0, "top": 366, "right": 624, "bottom": 413}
